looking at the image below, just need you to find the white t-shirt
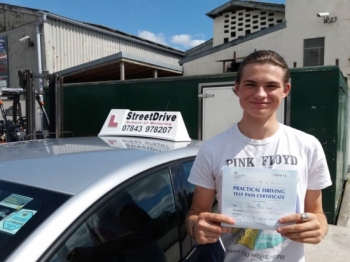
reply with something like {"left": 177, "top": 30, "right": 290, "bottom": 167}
{"left": 188, "top": 123, "right": 332, "bottom": 262}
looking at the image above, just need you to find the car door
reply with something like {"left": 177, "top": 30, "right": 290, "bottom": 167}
{"left": 174, "top": 160, "right": 226, "bottom": 262}
{"left": 42, "top": 166, "right": 182, "bottom": 262}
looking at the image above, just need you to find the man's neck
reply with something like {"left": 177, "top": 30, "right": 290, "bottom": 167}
{"left": 238, "top": 114, "right": 279, "bottom": 140}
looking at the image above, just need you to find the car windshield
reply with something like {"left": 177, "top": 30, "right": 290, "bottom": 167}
{"left": 0, "top": 180, "right": 71, "bottom": 261}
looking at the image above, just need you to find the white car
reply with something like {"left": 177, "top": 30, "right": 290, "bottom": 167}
{"left": 0, "top": 110, "right": 225, "bottom": 262}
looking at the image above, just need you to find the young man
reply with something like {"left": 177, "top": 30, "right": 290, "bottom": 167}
{"left": 186, "top": 50, "right": 332, "bottom": 262}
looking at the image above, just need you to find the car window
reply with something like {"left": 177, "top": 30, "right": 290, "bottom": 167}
{"left": 0, "top": 181, "right": 70, "bottom": 262}
{"left": 179, "top": 161, "right": 195, "bottom": 208}
{"left": 170, "top": 160, "right": 195, "bottom": 258}
{"left": 48, "top": 168, "right": 180, "bottom": 262}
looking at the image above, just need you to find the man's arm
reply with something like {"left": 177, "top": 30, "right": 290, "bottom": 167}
{"left": 304, "top": 189, "right": 328, "bottom": 238}
{"left": 277, "top": 189, "right": 327, "bottom": 244}
{"left": 186, "top": 186, "right": 234, "bottom": 244}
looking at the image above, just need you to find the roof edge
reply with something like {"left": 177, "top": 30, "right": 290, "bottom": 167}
{"left": 180, "top": 22, "right": 286, "bottom": 64}
{"left": 206, "top": 0, "right": 285, "bottom": 19}
{"left": 58, "top": 51, "right": 183, "bottom": 77}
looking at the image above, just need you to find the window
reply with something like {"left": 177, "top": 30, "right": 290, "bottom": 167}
{"left": 168, "top": 159, "right": 196, "bottom": 257}
{"left": 178, "top": 161, "right": 195, "bottom": 208}
{"left": 231, "top": 32, "right": 236, "bottom": 37}
{"left": 224, "top": 30, "right": 229, "bottom": 34}
{"left": 304, "top": 37, "right": 325, "bottom": 66}
{"left": 224, "top": 38, "right": 229, "bottom": 43}
{"left": 246, "top": 30, "right": 251, "bottom": 34}
{"left": 48, "top": 168, "right": 179, "bottom": 262}
{"left": 0, "top": 182, "right": 70, "bottom": 262}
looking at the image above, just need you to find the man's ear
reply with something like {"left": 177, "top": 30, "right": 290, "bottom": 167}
{"left": 282, "top": 83, "right": 291, "bottom": 98}
{"left": 233, "top": 82, "right": 239, "bottom": 96}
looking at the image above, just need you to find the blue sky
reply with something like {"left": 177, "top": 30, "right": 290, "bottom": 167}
{"left": 2, "top": 0, "right": 284, "bottom": 50}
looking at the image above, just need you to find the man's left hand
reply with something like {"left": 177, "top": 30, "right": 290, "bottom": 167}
{"left": 277, "top": 213, "right": 323, "bottom": 244}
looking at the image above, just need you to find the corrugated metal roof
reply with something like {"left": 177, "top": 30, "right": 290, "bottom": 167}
{"left": 0, "top": 3, "right": 184, "bottom": 56}
{"left": 185, "top": 39, "right": 213, "bottom": 56}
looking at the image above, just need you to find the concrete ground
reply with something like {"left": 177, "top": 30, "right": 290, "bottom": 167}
{"left": 305, "top": 181, "right": 350, "bottom": 261}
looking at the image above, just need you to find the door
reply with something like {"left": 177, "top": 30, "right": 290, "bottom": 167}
{"left": 44, "top": 167, "right": 181, "bottom": 262}
{"left": 200, "top": 83, "right": 285, "bottom": 141}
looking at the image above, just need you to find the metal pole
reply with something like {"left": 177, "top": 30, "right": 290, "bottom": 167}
{"left": 120, "top": 62, "right": 125, "bottom": 80}
{"left": 49, "top": 73, "right": 63, "bottom": 138}
{"left": 25, "top": 71, "right": 36, "bottom": 140}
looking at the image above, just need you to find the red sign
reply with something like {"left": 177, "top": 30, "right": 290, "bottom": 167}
{"left": 108, "top": 115, "right": 118, "bottom": 127}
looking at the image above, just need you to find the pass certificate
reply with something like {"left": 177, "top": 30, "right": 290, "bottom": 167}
{"left": 221, "top": 166, "right": 297, "bottom": 230}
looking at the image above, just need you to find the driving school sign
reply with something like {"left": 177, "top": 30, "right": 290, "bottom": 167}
{"left": 99, "top": 109, "right": 191, "bottom": 142}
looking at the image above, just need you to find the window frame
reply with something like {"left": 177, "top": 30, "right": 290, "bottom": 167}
{"left": 169, "top": 157, "right": 196, "bottom": 258}
{"left": 303, "top": 37, "right": 325, "bottom": 66}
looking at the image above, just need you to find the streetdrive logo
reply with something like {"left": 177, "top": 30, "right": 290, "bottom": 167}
{"left": 108, "top": 115, "right": 118, "bottom": 127}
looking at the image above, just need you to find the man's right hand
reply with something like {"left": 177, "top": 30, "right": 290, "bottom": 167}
{"left": 193, "top": 212, "right": 235, "bottom": 244}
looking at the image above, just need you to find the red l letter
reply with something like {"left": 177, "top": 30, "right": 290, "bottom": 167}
{"left": 108, "top": 115, "right": 118, "bottom": 127}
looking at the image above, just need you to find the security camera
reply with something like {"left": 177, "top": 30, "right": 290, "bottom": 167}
{"left": 317, "top": 13, "right": 329, "bottom": 17}
{"left": 19, "top": 36, "right": 30, "bottom": 42}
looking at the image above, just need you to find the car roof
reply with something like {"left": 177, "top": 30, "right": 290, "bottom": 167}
{"left": 0, "top": 136, "right": 201, "bottom": 195}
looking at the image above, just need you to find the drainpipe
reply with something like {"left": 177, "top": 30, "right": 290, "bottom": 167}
{"left": 35, "top": 13, "right": 46, "bottom": 131}
{"left": 35, "top": 13, "right": 46, "bottom": 93}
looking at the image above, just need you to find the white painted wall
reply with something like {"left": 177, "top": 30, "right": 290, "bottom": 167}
{"left": 184, "top": 0, "right": 350, "bottom": 79}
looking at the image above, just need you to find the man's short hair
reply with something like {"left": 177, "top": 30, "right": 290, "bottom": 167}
{"left": 235, "top": 50, "right": 290, "bottom": 85}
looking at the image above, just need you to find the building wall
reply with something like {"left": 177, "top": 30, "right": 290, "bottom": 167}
{"left": 0, "top": 5, "right": 39, "bottom": 87}
{"left": 42, "top": 17, "right": 182, "bottom": 74}
{"left": 184, "top": 29, "right": 285, "bottom": 76}
{"left": 213, "top": 8, "right": 284, "bottom": 47}
{"left": 0, "top": 5, "right": 184, "bottom": 88}
{"left": 284, "top": 0, "right": 350, "bottom": 77}
{"left": 184, "top": 0, "right": 350, "bottom": 78}
{"left": 0, "top": 25, "right": 38, "bottom": 88}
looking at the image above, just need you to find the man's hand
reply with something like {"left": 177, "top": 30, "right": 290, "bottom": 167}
{"left": 193, "top": 212, "right": 235, "bottom": 244}
{"left": 277, "top": 212, "right": 324, "bottom": 244}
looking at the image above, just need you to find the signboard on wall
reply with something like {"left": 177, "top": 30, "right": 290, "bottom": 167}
{"left": 0, "top": 36, "right": 9, "bottom": 88}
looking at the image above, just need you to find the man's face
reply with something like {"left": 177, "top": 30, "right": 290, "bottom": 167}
{"left": 235, "top": 63, "right": 290, "bottom": 120}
